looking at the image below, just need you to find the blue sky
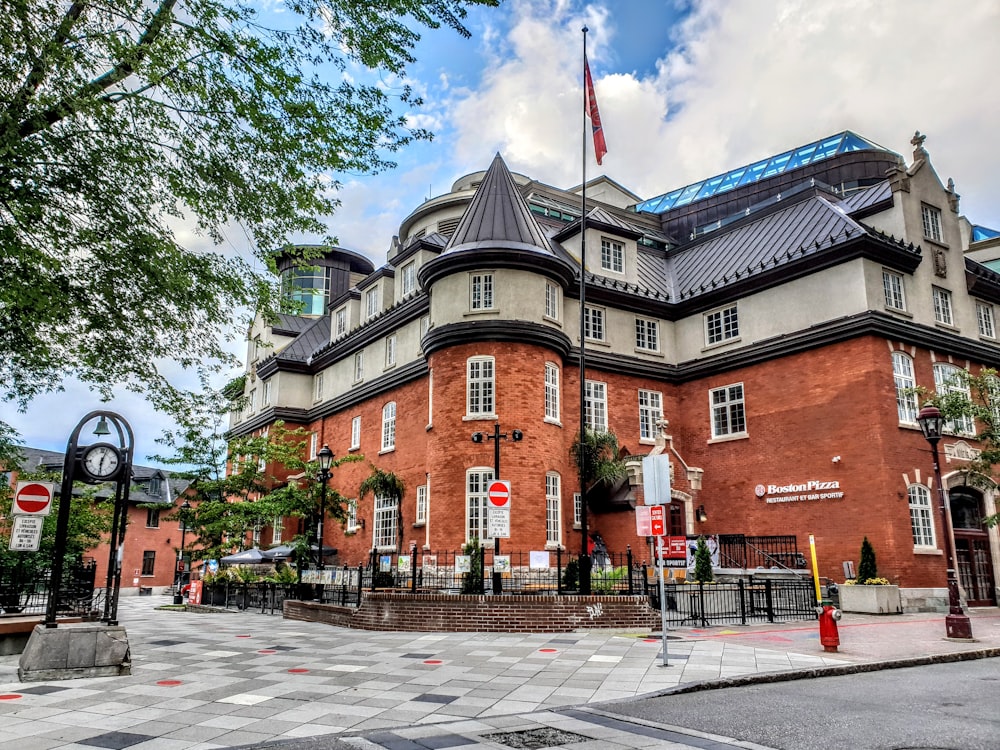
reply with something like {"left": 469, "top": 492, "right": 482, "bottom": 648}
{"left": 9, "top": 0, "right": 1000, "bottom": 466}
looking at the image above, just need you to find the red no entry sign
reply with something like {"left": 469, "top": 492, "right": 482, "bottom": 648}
{"left": 13, "top": 482, "right": 54, "bottom": 516}
{"left": 488, "top": 480, "right": 511, "bottom": 509}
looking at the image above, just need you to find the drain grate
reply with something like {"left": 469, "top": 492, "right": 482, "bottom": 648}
{"left": 482, "top": 728, "right": 593, "bottom": 749}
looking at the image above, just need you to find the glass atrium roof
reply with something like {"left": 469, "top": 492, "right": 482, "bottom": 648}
{"left": 634, "top": 131, "right": 894, "bottom": 214}
{"left": 973, "top": 225, "right": 1000, "bottom": 242}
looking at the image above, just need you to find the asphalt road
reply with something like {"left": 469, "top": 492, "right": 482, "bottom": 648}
{"left": 599, "top": 657, "right": 1000, "bottom": 750}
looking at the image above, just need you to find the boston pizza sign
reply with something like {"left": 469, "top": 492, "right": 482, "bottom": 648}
{"left": 755, "top": 479, "right": 844, "bottom": 504}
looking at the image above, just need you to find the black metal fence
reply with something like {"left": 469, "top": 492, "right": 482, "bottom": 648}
{"left": 0, "top": 559, "right": 102, "bottom": 618}
{"left": 647, "top": 578, "right": 818, "bottom": 627}
{"left": 717, "top": 535, "right": 806, "bottom": 570}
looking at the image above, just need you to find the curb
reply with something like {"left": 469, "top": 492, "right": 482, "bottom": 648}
{"left": 631, "top": 646, "right": 1000, "bottom": 699}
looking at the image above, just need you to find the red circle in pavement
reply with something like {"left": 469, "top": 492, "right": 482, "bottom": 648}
{"left": 236, "top": 634, "right": 252, "bottom": 638}
{"left": 0, "top": 694, "right": 22, "bottom": 700}
{"left": 422, "top": 660, "right": 442, "bottom": 665}
{"left": 288, "top": 668, "right": 309, "bottom": 673}
{"left": 258, "top": 649, "right": 277, "bottom": 654}
{"left": 643, "top": 638, "right": 659, "bottom": 643}
{"left": 538, "top": 648, "right": 558, "bottom": 653}
{"left": 156, "top": 680, "right": 183, "bottom": 686}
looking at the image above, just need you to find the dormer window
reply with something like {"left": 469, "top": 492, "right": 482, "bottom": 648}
{"left": 601, "top": 238, "right": 624, "bottom": 274}
{"left": 365, "top": 286, "right": 379, "bottom": 320}
{"left": 400, "top": 262, "right": 416, "bottom": 296}
{"left": 149, "top": 475, "right": 161, "bottom": 497}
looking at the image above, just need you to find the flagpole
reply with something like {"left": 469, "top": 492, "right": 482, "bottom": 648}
{"left": 579, "top": 25, "right": 591, "bottom": 595}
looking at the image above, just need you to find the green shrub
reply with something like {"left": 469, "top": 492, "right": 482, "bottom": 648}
{"left": 461, "top": 538, "right": 484, "bottom": 594}
{"left": 562, "top": 558, "right": 579, "bottom": 590}
{"left": 592, "top": 565, "right": 628, "bottom": 593}
{"left": 856, "top": 537, "right": 878, "bottom": 583}
{"left": 693, "top": 537, "right": 714, "bottom": 583}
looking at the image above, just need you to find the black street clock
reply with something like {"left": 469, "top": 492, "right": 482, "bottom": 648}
{"left": 78, "top": 442, "right": 124, "bottom": 483}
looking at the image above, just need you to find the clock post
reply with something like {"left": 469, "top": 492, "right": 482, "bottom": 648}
{"left": 20, "top": 411, "right": 136, "bottom": 681}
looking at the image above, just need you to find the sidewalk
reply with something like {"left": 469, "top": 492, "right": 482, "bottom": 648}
{"left": 1, "top": 596, "right": 998, "bottom": 750}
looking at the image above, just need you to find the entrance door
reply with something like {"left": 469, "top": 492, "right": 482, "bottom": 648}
{"left": 949, "top": 487, "right": 996, "bottom": 607}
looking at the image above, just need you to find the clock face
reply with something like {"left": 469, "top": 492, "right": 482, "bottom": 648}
{"left": 81, "top": 443, "right": 121, "bottom": 481}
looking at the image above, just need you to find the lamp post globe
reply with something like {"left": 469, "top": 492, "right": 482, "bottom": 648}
{"left": 916, "top": 403, "right": 974, "bottom": 641}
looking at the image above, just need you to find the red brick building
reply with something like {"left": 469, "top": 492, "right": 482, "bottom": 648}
{"left": 232, "top": 131, "right": 1000, "bottom": 611}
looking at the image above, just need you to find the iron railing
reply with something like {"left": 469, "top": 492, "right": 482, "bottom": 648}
{"left": 0, "top": 559, "right": 102, "bottom": 619}
{"left": 716, "top": 535, "right": 806, "bottom": 570}
{"left": 647, "top": 577, "right": 818, "bottom": 626}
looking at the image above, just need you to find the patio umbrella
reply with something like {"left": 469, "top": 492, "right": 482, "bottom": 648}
{"left": 220, "top": 548, "right": 265, "bottom": 564}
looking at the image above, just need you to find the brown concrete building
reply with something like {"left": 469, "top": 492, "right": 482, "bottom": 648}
{"left": 231, "top": 131, "right": 1000, "bottom": 611}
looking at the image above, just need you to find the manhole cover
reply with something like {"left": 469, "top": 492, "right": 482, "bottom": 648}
{"left": 482, "top": 728, "right": 593, "bottom": 749}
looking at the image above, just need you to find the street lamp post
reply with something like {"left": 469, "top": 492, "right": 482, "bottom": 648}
{"left": 173, "top": 500, "right": 192, "bottom": 604}
{"left": 916, "top": 404, "right": 975, "bottom": 640}
{"left": 315, "top": 444, "right": 334, "bottom": 601}
{"left": 472, "top": 422, "right": 523, "bottom": 594}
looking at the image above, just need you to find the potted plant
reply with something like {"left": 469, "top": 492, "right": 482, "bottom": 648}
{"left": 839, "top": 537, "right": 902, "bottom": 614}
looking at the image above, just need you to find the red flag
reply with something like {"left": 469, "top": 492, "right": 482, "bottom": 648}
{"left": 584, "top": 56, "right": 607, "bottom": 166}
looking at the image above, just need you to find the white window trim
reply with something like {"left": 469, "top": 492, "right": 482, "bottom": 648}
{"left": 545, "top": 472, "right": 562, "bottom": 547}
{"left": 600, "top": 237, "right": 625, "bottom": 274}
{"left": 584, "top": 380, "right": 608, "bottom": 432}
{"left": 401, "top": 261, "right": 416, "bottom": 297}
{"left": 584, "top": 306, "right": 606, "bottom": 342}
{"left": 350, "top": 416, "right": 361, "bottom": 451}
{"left": 346, "top": 499, "right": 359, "bottom": 533}
{"left": 465, "top": 467, "right": 495, "bottom": 544}
{"left": 705, "top": 304, "right": 739, "bottom": 347}
{"left": 365, "top": 286, "right": 380, "bottom": 320}
{"left": 544, "top": 362, "right": 561, "bottom": 424}
{"left": 466, "top": 356, "right": 496, "bottom": 419}
{"left": 908, "top": 484, "right": 937, "bottom": 549}
{"left": 309, "top": 432, "right": 318, "bottom": 460}
{"left": 313, "top": 372, "right": 324, "bottom": 403}
{"left": 469, "top": 272, "right": 495, "bottom": 311}
{"left": 385, "top": 335, "right": 397, "bottom": 369}
{"left": 892, "top": 352, "right": 918, "bottom": 425}
{"left": 922, "top": 204, "right": 943, "bottom": 243}
{"left": 977, "top": 301, "right": 996, "bottom": 339}
{"left": 882, "top": 269, "right": 907, "bottom": 312}
{"left": 335, "top": 307, "right": 348, "bottom": 338}
{"left": 932, "top": 287, "right": 954, "bottom": 327}
{"left": 638, "top": 389, "right": 663, "bottom": 443}
{"left": 544, "top": 281, "right": 560, "bottom": 322}
{"left": 415, "top": 485, "right": 428, "bottom": 525}
{"left": 373, "top": 494, "right": 398, "bottom": 551}
{"left": 381, "top": 401, "right": 396, "bottom": 452}
{"left": 635, "top": 317, "right": 660, "bottom": 352}
{"left": 709, "top": 382, "right": 747, "bottom": 440}
{"left": 354, "top": 351, "right": 364, "bottom": 383}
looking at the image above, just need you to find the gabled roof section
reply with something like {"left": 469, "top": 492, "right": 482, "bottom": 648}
{"left": 272, "top": 313, "right": 317, "bottom": 337}
{"left": 443, "top": 153, "right": 554, "bottom": 256}
{"left": 272, "top": 315, "right": 330, "bottom": 365}
{"left": 671, "top": 194, "right": 881, "bottom": 299}
{"left": 840, "top": 180, "right": 892, "bottom": 215}
{"left": 635, "top": 131, "right": 896, "bottom": 215}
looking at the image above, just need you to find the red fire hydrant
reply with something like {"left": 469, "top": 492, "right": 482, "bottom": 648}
{"left": 817, "top": 602, "right": 842, "bottom": 652}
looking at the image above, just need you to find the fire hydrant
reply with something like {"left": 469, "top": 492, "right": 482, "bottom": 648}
{"left": 817, "top": 602, "right": 842, "bottom": 652}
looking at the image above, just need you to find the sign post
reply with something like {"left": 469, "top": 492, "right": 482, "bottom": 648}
{"left": 487, "top": 480, "right": 510, "bottom": 594}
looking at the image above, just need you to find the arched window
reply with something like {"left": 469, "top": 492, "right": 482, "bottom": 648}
{"left": 545, "top": 473, "right": 561, "bottom": 546}
{"left": 908, "top": 484, "right": 936, "bottom": 548}
{"left": 381, "top": 402, "right": 396, "bottom": 451}
{"left": 466, "top": 467, "right": 494, "bottom": 542}
{"left": 891, "top": 352, "right": 917, "bottom": 424}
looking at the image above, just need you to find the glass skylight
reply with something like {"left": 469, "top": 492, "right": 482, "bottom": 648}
{"left": 634, "top": 131, "right": 894, "bottom": 214}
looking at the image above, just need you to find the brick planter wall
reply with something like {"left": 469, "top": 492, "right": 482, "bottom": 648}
{"left": 284, "top": 593, "right": 661, "bottom": 633}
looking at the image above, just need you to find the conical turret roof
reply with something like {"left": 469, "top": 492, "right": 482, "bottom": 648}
{"left": 443, "top": 154, "right": 554, "bottom": 256}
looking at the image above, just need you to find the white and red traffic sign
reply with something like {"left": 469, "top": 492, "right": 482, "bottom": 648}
{"left": 13, "top": 481, "right": 55, "bottom": 516}
{"left": 9, "top": 515, "right": 44, "bottom": 551}
{"left": 635, "top": 504, "right": 666, "bottom": 537}
{"left": 487, "top": 480, "right": 511, "bottom": 509}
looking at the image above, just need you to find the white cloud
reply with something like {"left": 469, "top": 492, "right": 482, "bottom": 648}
{"left": 448, "top": 0, "right": 1000, "bottom": 229}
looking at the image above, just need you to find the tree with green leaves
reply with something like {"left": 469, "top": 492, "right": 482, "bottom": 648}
{"left": 359, "top": 465, "right": 405, "bottom": 552}
{"left": 153, "top": 418, "right": 359, "bottom": 560}
{"left": 915, "top": 367, "right": 1000, "bottom": 526}
{"left": 0, "top": 0, "right": 498, "bottom": 455}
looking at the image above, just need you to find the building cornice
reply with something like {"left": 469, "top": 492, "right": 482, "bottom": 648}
{"left": 418, "top": 248, "right": 578, "bottom": 290}
{"left": 423, "top": 320, "right": 573, "bottom": 360}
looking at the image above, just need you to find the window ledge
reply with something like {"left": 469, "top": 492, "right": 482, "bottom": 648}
{"left": 923, "top": 237, "right": 950, "bottom": 251}
{"left": 543, "top": 315, "right": 562, "bottom": 327}
{"left": 884, "top": 307, "right": 913, "bottom": 318}
{"left": 583, "top": 338, "right": 611, "bottom": 347}
{"left": 639, "top": 438, "right": 656, "bottom": 446}
{"left": 463, "top": 414, "right": 498, "bottom": 422}
{"left": 634, "top": 348, "right": 665, "bottom": 358}
{"left": 544, "top": 543, "right": 562, "bottom": 551}
{"left": 349, "top": 445, "right": 361, "bottom": 452}
{"left": 543, "top": 417, "right": 563, "bottom": 427}
{"left": 934, "top": 322, "right": 960, "bottom": 334}
{"left": 412, "top": 522, "right": 425, "bottom": 528}
{"left": 913, "top": 547, "right": 943, "bottom": 556}
{"left": 701, "top": 337, "right": 741, "bottom": 353}
{"left": 464, "top": 309, "right": 500, "bottom": 318}
{"left": 707, "top": 432, "right": 749, "bottom": 444}
{"left": 978, "top": 334, "right": 997, "bottom": 343}
{"left": 425, "top": 423, "right": 433, "bottom": 431}
{"left": 378, "top": 447, "right": 395, "bottom": 455}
